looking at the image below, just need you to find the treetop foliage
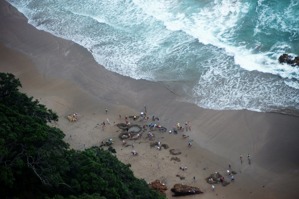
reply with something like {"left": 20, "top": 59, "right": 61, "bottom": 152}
{"left": 0, "top": 73, "right": 165, "bottom": 199}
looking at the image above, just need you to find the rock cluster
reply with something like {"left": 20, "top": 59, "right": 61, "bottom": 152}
{"left": 278, "top": 54, "right": 299, "bottom": 66}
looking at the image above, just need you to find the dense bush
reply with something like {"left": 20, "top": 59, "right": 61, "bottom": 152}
{"left": 0, "top": 73, "right": 165, "bottom": 199}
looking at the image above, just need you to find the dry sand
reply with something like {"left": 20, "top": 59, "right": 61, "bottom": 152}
{"left": 1, "top": 1, "right": 299, "bottom": 198}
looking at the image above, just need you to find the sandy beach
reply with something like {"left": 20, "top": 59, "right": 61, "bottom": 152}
{"left": 1, "top": 1, "right": 299, "bottom": 198}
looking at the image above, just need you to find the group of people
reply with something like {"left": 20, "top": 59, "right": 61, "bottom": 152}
{"left": 240, "top": 154, "right": 252, "bottom": 165}
{"left": 176, "top": 121, "right": 192, "bottom": 132}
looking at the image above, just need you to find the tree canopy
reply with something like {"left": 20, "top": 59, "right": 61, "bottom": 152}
{"left": 0, "top": 73, "right": 165, "bottom": 199}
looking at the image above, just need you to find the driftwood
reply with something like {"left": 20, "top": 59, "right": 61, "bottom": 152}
{"left": 176, "top": 174, "right": 185, "bottom": 180}
{"left": 169, "top": 149, "right": 182, "bottom": 155}
{"left": 170, "top": 157, "right": 181, "bottom": 162}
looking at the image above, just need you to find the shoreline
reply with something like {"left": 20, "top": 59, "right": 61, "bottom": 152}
{"left": 1, "top": 1, "right": 299, "bottom": 199}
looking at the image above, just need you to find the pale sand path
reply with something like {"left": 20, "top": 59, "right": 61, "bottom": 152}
{"left": 1, "top": 1, "right": 299, "bottom": 199}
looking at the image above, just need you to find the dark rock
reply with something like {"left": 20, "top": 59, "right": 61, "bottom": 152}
{"left": 278, "top": 54, "right": 290, "bottom": 63}
{"left": 171, "top": 184, "right": 203, "bottom": 196}
{"left": 278, "top": 54, "right": 299, "bottom": 66}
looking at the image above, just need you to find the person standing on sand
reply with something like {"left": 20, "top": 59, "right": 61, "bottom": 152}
{"left": 227, "top": 169, "right": 230, "bottom": 176}
{"left": 212, "top": 185, "right": 215, "bottom": 191}
{"left": 248, "top": 154, "right": 251, "bottom": 165}
{"left": 105, "top": 108, "right": 108, "bottom": 114}
{"left": 102, "top": 121, "right": 105, "bottom": 131}
{"left": 185, "top": 122, "right": 188, "bottom": 132}
{"left": 240, "top": 155, "right": 243, "bottom": 164}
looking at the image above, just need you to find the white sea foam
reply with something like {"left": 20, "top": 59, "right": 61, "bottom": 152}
{"left": 192, "top": 55, "right": 299, "bottom": 111}
{"left": 5, "top": 0, "right": 299, "bottom": 112}
{"left": 133, "top": 0, "right": 299, "bottom": 84}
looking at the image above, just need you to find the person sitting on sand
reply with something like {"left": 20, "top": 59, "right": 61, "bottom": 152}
{"left": 231, "top": 175, "right": 235, "bottom": 182}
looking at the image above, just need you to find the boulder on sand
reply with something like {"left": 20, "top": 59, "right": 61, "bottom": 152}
{"left": 171, "top": 184, "right": 203, "bottom": 196}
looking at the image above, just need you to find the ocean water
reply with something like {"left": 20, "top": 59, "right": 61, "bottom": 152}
{"left": 7, "top": 0, "right": 299, "bottom": 112}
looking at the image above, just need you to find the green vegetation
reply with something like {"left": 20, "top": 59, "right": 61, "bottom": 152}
{"left": 0, "top": 73, "right": 165, "bottom": 199}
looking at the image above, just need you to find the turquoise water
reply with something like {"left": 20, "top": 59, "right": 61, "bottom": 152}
{"left": 7, "top": 0, "right": 299, "bottom": 112}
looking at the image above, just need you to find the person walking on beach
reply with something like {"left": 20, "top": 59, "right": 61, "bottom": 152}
{"left": 240, "top": 155, "right": 243, "bottom": 164}
{"left": 188, "top": 121, "right": 191, "bottom": 131}
{"left": 105, "top": 108, "right": 108, "bottom": 114}
{"left": 248, "top": 154, "right": 251, "bottom": 165}
{"left": 211, "top": 185, "right": 215, "bottom": 191}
